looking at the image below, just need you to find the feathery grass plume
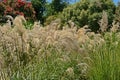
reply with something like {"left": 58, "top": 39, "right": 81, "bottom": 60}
{"left": 65, "top": 67, "right": 74, "bottom": 79}
{"left": 53, "top": 30, "right": 61, "bottom": 41}
{"left": 22, "top": 31, "right": 30, "bottom": 53}
{"left": 58, "top": 37, "right": 80, "bottom": 53}
{"left": 2, "top": 15, "right": 13, "bottom": 29}
{"left": 63, "top": 22, "right": 77, "bottom": 36}
{"left": 53, "top": 27, "right": 80, "bottom": 53}
{"left": 58, "top": 55, "right": 71, "bottom": 62}
{"left": 45, "top": 36, "right": 54, "bottom": 46}
{"left": 5, "top": 15, "right": 14, "bottom": 26}
{"left": 13, "top": 15, "right": 26, "bottom": 35}
{"left": 0, "top": 24, "right": 11, "bottom": 35}
{"left": 48, "top": 19, "right": 61, "bottom": 30}
{"left": 76, "top": 63, "right": 89, "bottom": 79}
{"left": 32, "top": 21, "right": 41, "bottom": 30}
{"left": 77, "top": 26, "right": 88, "bottom": 37}
{"left": 110, "top": 21, "right": 120, "bottom": 32}
{"left": 98, "top": 11, "right": 108, "bottom": 33}
{"left": 4, "top": 19, "right": 12, "bottom": 28}
{"left": 5, "top": 15, "right": 14, "bottom": 21}
{"left": 77, "top": 27, "right": 90, "bottom": 45}
{"left": 0, "top": 14, "right": 110, "bottom": 79}
{"left": 68, "top": 20, "right": 75, "bottom": 28}
{"left": 13, "top": 15, "right": 27, "bottom": 52}
{"left": 0, "top": 55, "right": 4, "bottom": 71}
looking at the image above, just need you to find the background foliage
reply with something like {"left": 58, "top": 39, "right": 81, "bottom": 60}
{"left": 0, "top": 0, "right": 36, "bottom": 21}
{"left": 0, "top": 0, "right": 118, "bottom": 31}
{"left": 60, "top": 0, "right": 115, "bottom": 32}
{"left": 31, "top": 0, "right": 46, "bottom": 23}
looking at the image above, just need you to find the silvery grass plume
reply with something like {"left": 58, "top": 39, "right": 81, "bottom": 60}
{"left": 0, "top": 16, "right": 107, "bottom": 79}
{"left": 0, "top": 16, "right": 106, "bottom": 57}
{"left": 98, "top": 11, "right": 108, "bottom": 33}
{"left": 110, "top": 21, "right": 120, "bottom": 32}
{"left": 5, "top": 15, "right": 14, "bottom": 26}
{"left": 65, "top": 67, "right": 74, "bottom": 78}
{"left": 13, "top": 15, "right": 26, "bottom": 35}
{"left": 32, "top": 21, "right": 42, "bottom": 30}
{"left": 49, "top": 19, "right": 61, "bottom": 30}
{"left": 0, "top": 15, "right": 28, "bottom": 71}
{"left": 0, "top": 54, "right": 4, "bottom": 70}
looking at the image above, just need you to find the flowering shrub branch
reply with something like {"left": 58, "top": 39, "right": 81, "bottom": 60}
{"left": 0, "top": 0, "right": 36, "bottom": 21}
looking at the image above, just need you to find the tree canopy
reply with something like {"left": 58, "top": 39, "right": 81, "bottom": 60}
{"left": 60, "top": 0, "right": 115, "bottom": 32}
{"left": 29, "top": 0, "right": 119, "bottom": 32}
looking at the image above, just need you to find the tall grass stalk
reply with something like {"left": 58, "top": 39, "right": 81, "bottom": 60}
{"left": 89, "top": 32, "right": 120, "bottom": 80}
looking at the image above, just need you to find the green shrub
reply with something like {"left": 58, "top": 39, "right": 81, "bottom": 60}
{"left": 44, "top": 15, "right": 58, "bottom": 25}
{"left": 60, "top": 0, "right": 115, "bottom": 32}
{"left": 115, "top": 2, "right": 120, "bottom": 22}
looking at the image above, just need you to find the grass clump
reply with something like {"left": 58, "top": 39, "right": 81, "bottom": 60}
{"left": 0, "top": 15, "right": 120, "bottom": 80}
{"left": 89, "top": 32, "right": 120, "bottom": 80}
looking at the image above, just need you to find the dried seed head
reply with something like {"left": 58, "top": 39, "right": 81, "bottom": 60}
{"left": 66, "top": 67, "right": 74, "bottom": 77}
{"left": 13, "top": 15, "right": 26, "bottom": 34}
{"left": 111, "top": 21, "right": 120, "bottom": 32}
{"left": 99, "top": 11, "right": 108, "bottom": 32}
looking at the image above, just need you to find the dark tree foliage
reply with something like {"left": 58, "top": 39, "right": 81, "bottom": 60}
{"left": 115, "top": 2, "right": 120, "bottom": 22}
{"left": 32, "top": 0, "right": 46, "bottom": 23}
{"left": 44, "top": 0, "right": 68, "bottom": 25}
{"left": 51, "top": 0, "right": 67, "bottom": 14}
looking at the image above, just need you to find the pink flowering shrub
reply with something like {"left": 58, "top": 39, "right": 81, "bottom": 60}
{"left": 0, "top": 0, "right": 36, "bottom": 21}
